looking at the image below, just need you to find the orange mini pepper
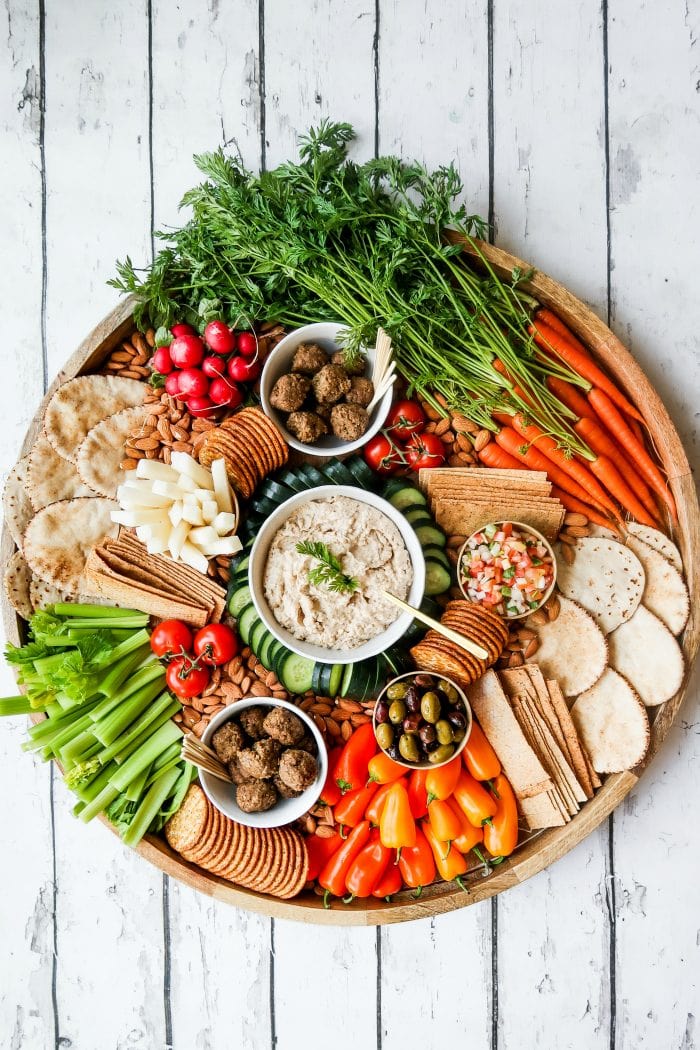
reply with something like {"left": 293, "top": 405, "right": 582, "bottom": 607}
{"left": 462, "top": 722, "right": 501, "bottom": 782}
{"left": 407, "top": 769, "right": 429, "bottom": 819}
{"left": 372, "top": 862, "right": 403, "bottom": 899}
{"left": 367, "top": 751, "right": 406, "bottom": 785}
{"left": 447, "top": 798, "right": 485, "bottom": 856}
{"left": 427, "top": 797, "right": 463, "bottom": 842}
{"left": 483, "top": 774, "right": 519, "bottom": 858}
{"left": 425, "top": 754, "right": 462, "bottom": 802}
{"left": 379, "top": 781, "right": 416, "bottom": 851}
{"left": 398, "top": 825, "right": 436, "bottom": 890}
{"left": 365, "top": 780, "right": 403, "bottom": 825}
{"left": 453, "top": 770, "right": 498, "bottom": 827}
{"left": 422, "top": 821, "right": 468, "bottom": 883}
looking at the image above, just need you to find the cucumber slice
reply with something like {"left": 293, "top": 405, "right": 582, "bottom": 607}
{"left": 237, "top": 604, "right": 259, "bottom": 645}
{"left": 421, "top": 596, "right": 443, "bottom": 619}
{"left": 227, "top": 585, "right": 252, "bottom": 618}
{"left": 361, "top": 658, "right": 386, "bottom": 701}
{"left": 319, "top": 663, "right": 334, "bottom": 695}
{"left": 404, "top": 507, "right": 433, "bottom": 527}
{"left": 258, "top": 631, "right": 276, "bottom": 669}
{"left": 340, "top": 663, "right": 355, "bottom": 698}
{"left": 269, "top": 641, "right": 286, "bottom": 676}
{"left": 321, "top": 460, "right": 356, "bottom": 486}
{"left": 250, "top": 495, "right": 280, "bottom": 519}
{"left": 345, "top": 456, "right": 375, "bottom": 489}
{"left": 229, "top": 549, "right": 251, "bottom": 576}
{"left": 422, "top": 543, "right": 450, "bottom": 567}
{"left": 415, "top": 524, "right": 447, "bottom": 547}
{"left": 297, "top": 463, "right": 327, "bottom": 488}
{"left": 250, "top": 620, "right": 268, "bottom": 656}
{"left": 279, "top": 652, "right": 315, "bottom": 693}
{"left": 328, "top": 664, "right": 343, "bottom": 698}
{"left": 389, "top": 486, "right": 428, "bottom": 512}
{"left": 383, "top": 646, "right": 413, "bottom": 675}
{"left": 424, "top": 559, "right": 452, "bottom": 596}
{"left": 275, "top": 469, "right": 307, "bottom": 494}
{"left": 343, "top": 660, "right": 373, "bottom": 700}
{"left": 382, "top": 477, "right": 405, "bottom": 498}
{"left": 311, "top": 661, "right": 325, "bottom": 694}
{"left": 259, "top": 479, "right": 296, "bottom": 504}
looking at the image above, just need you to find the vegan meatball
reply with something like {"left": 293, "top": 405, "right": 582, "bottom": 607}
{"left": 312, "top": 364, "right": 351, "bottom": 404}
{"left": 346, "top": 376, "right": 374, "bottom": 407}
{"left": 286, "top": 410, "right": 328, "bottom": 445}
{"left": 330, "top": 403, "right": 370, "bottom": 442}
{"left": 315, "top": 402, "right": 333, "bottom": 421}
{"left": 269, "top": 373, "right": 311, "bottom": 413}
{"left": 295, "top": 732, "right": 316, "bottom": 754}
{"left": 227, "top": 755, "right": 249, "bottom": 785}
{"left": 236, "top": 779, "right": 278, "bottom": 813}
{"left": 262, "top": 707, "right": 306, "bottom": 746}
{"left": 273, "top": 774, "right": 302, "bottom": 799}
{"left": 278, "top": 749, "right": 319, "bottom": 792}
{"left": 211, "top": 721, "right": 245, "bottom": 764}
{"left": 238, "top": 738, "right": 282, "bottom": 780}
{"left": 331, "top": 349, "right": 367, "bottom": 376}
{"left": 238, "top": 706, "right": 268, "bottom": 741}
{"left": 291, "top": 342, "right": 329, "bottom": 375}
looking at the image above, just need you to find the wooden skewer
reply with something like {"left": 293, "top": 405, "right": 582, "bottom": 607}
{"left": 371, "top": 327, "right": 394, "bottom": 396}
{"left": 367, "top": 372, "right": 397, "bottom": 413}
{"left": 381, "top": 590, "right": 489, "bottom": 661}
{"left": 182, "top": 734, "right": 234, "bottom": 783}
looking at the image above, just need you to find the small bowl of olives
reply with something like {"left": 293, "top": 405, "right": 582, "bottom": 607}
{"left": 372, "top": 671, "right": 472, "bottom": 769}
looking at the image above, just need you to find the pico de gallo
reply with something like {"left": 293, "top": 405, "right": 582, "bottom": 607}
{"left": 459, "top": 522, "right": 556, "bottom": 619}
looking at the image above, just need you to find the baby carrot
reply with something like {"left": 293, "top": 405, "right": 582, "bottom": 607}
{"left": 477, "top": 441, "right": 524, "bottom": 471}
{"left": 589, "top": 455, "right": 658, "bottom": 527}
{"left": 495, "top": 427, "right": 610, "bottom": 512}
{"left": 546, "top": 375, "right": 598, "bottom": 423}
{"left": 573, "top": 415, "right": 660, "bottom": 523}
{"left": 549, "top": 486, "right": 621, "bottom": 532}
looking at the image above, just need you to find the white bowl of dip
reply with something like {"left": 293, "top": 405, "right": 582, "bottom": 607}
{"left": 248, "top": 485, "right": 426, "bottom": 665}
{"left": 259, "top": 321, "right": 394, "bottom": 458}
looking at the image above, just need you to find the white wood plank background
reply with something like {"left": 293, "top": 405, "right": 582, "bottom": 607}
{"left": 1, "top": 2, "right": 698, "bottom": 1047}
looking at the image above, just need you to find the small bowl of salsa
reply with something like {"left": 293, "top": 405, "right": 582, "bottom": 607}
{"left": 457, "top": 521, "right": 557, "bottom": 620}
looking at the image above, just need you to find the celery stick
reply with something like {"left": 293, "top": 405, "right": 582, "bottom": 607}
{"left": 53, "top": 603, "right": 145, "bottom": 619}
{"left": 109, "top": 720, "right": 182, "bottom": 793}
{"left": 88, "top": 662, "right": 164, "bottom": 723}
{"left": 125, "top": 763, "right": 152, "bottom": 802}
{"left": 24, "top": 711, "right": 95, "bottom": 754}
{"left": 99, "top": 643, "right": 152, "bottom": 698}
{"left": 100, "top": 695, "right": 179, "bottom": 765}
{"left": 94, "top": 629, "right": 150, "bottom": 680}
{"left": 149, "top": 740, "right": 183, "bottom": 775}
{"left": 78, "top": 782, "right": 121, "bottom": 823}
{"left": 93, "top": 679, "right": 166, "bottom": 747}
{"left": 122, "top": 767, "right": 181, "bottom": 848}
{"left": 144, "top": 755, "right": 182, "bottom": 789}
{"left": 0, "top": 695, "right": 33, "bottom": 716}
{"left": 59, "top": 726, "right": 98, "bottom": 765}
{"left": 74, "top": 760, "right": 119, "bottom": 802}
{"left": 43, "top": 701, "right": 63, "bottom": 720}
{"left": 32, "top": 651, "right": 73, "bottom": 676}
{"left": 66, "top": 617, "right": 148, "bottom": 630}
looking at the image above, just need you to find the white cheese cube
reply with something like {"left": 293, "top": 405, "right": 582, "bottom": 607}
{"left": 213, "top": 511, "right": 237, "bottom": 536}
{"left": 170, "top": 452, "right": 214, "bottom": 490}
{"left": 211, "top": 458, "right": 233, "bottom": 513}
{"left": 135, "top": 460, "right": 179, "bottom": 483}
{"left": 179, "top": 540, "right": 209, "bottom": 574}
{"left": 168, "top": 520, "right": 189, "bottom": 559}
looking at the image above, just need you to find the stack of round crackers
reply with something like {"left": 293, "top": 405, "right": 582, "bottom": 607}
{"left": 198, "top": 408, "right": 288, "bottom": 499}
{"left": 410, "top": 600, "right": 508, "bottom": 687}
{"left": 165, "top": 784, "right": 308, "bottom": 899}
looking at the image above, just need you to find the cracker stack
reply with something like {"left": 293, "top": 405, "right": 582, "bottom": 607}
{"left": 418, "top": 468, "right": 565, "bottom": 541}
{"left": 468, "top": 666, "right": 600, "bottom": 829}
{"left": 410, "top": 600, "right": 509, "bottom": 687}
{"left": 199, "top": 408, "right": 288, "bottom": 499}
{"left": 165, "top": 785, "right": 309, "bottom": 900}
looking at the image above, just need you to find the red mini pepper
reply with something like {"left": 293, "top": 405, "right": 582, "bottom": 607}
{"left": 334, "top": 782, "right": 379, "bottom": 828}
{"left": 345, "top": 830, "right": 392, "bottom": 898}
{"left": 407, "top": 769, "right": 429, "bottom": 819}
{"left": 372, "top": 862, "right": 403, "bottom": 899}
{"left": 367, "top": 750, "right": 406, "bottom": 785}
{"left": 335, "top": 723, "right": 377, "bottom": 792}
{"left": 463, "top": 722, "right": 501, "bottom": 782}
{"left": 483, "top": 774, "right": 519, "bottom": 858}
{"left": 379, "top": 781, "right": 416, "bottom": 851}
{"left": 398, "top": 825, "right": 436, "bottom": 890}
{"left": 319, "top": 747, "right": 343, "bottom": 807}
{"left": 306, "top": 831, "right": 343, "bottom": 881}
{"left": 365, "top": 780, "right": 403, "bottom": 825}
{"left": 453, "top": 770, "right": 499, "bottom": 827}
{"left": 318, "top": 820, "right": 372, "bottom": 898}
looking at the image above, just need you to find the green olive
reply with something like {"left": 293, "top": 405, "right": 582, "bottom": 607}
{"left": 398, "top": 733, "right": 420, "bottom": 763}
{"left": 428, "top": 743, "right": 455, "bottom": 764}
{"left": 420, "top": 691, "right": 441, "bottom": 723}
{"left": 435, "top": 719, "right": 454, "bottom": 745}
{"left": 376, "top": 723, "right": 395, "bottom": 751}
{"left": 388, "top": 699, "right": 407, "bottom": 724}
{"left": 386, "top": 681, "right": 409, "bottom": 700}
{"left": 437, "top": 679, "right": 460, "bottom": 704}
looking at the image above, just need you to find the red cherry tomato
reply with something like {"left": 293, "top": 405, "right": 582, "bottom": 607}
{"left": 386, "top": 399, "right": 426, "bottom": 440}
{"left": 236, "top": 331, "right": 257, "bottom": 358}
{"left": 204, "top": 320, "right": 237, "bottom": 354}
{"left": 177, "top": 368, "right": 209, "bottom": 399}
{"left": 187, "top": 395, "right": 217, "bottom": 417}
{"left": 164, "top": 372, "right": 182, "bottom": 397}
{"left": 166, "top": 656, "right": 211, "bottom": 699}
{"left": 201, "top": 355, "right": 228, "bottom": 380}
{"left": 228, "top": 356, "right": 261, "bottom": 382}
{"left": 151, "top": 346, "right": 173, "bottom": 375}
{"left": 170, "top": 334, "right": 205, "bottom": 368}
{"left": 150, "top": 619, "right": 193, "bottom": 659}
{"left": 363, "top": 434, "right": 402, "bottom": 476}
{"left": 405, "top": 431, "right": 446, "bottom": 470}
{"left": 193, "top": 623, "right": 239, "bottom": 666}
{"left": 209, "top": 377, "right": 244, "bottom": 407}
{"left": 171, "top": 323, "right": 195, "bottom": 338}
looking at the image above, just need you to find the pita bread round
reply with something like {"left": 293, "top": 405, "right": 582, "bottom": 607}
{"left": 626, "top": 523, "right": 683, "bottom": 574}
{"left": 26, "top": 434, "right": 97, "bottom": 509}
{"left": 527, "top": 595, "right": 607, "bottom": 697}
{"left": 28, "top": 576, "right": 110, "bottom": 612}
{"left": 3, "top": 456, "right": 34, "bottom": 547}
{"left": 22, "top": 497, "right": 118, "bottom": 596}
{"left": 555, "top": 537, "right": 645, "bottom": 634}
{"left": 76, "top": 405, "right": 147, "bottom": 498}
{"left": 571, "top": 668, "right": 650, "bottom": 773}
{"left": 587, "top": 523, "right": 619, "bottom": 541}
{"left": 44, "top": 376, "right": 145, "bottom": 464}
{"left": 608, "top": 605, "right": 684, "bottom": 707}
{"left": 625, "top": 535, "right": 689, "bottom": 636}
{"left": 4, "top": 550, "right": 33, "bottom": 621}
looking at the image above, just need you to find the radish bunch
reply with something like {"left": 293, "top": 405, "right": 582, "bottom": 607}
{"left": 150, "top": 320, "right": 263, "bottom": 418}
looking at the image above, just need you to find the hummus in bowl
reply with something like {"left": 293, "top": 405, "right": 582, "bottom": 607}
{"left": 248, "top": 486, "right": 426, "bottom": 664}
{"left": 264, "top": 494, "right": 412, "bottom": 651}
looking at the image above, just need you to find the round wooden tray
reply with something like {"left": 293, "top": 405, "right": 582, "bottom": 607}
{"left": 4, "top": 239, "right": 699, "bottom": 926}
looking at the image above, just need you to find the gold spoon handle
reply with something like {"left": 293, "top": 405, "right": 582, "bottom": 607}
{"left": 382, "top": 590, "right": 489, "bottom": 662}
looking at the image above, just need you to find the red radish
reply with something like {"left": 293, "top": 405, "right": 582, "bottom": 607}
{"left": 236, "top": 331, "right": 257, "bottom": 358}
{"left": 228, "top": 356, "right": 261, "bottom": 382}
{"left": 164, "top": 373, "right": 182, "bottom": 397}
{"left": 151, "top": 346, "right": 173, "bottom": 374}
{"left": 201, "top": 354, "right": 228, "bottom": 380}
{"left": 204, "top": 320, "right": 236, "bottom": 354}
{"left": 187, "top": 396, "right": 216, "bottom": 417}
{"left": 170, "top": 334, "right": 205, "bottom": 368}
{"left": 210, "top": 377, "right": 243, "bottom": 407}
{"left": 177, "top": 368, "right": 209, "bottom": 399}
{"left": 171, "top": 323, "right": 195, "bottom": 338}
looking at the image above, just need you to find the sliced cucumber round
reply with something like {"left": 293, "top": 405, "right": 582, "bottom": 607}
{"left": 424, "top": 559, "right": 452, "bottom": 595}
{"left": 415, "top": 523, "right": 447, "bottom": 547}
{"left": 389, "top": 485, "right": 428, "bottom": 512}
{"left": 279, "top": 652, "right": 315, "bottom": 694}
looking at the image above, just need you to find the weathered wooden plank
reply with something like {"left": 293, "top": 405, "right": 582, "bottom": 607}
{"left": 41, "top": 4, "right": 167, "bottom": 1046}
{"left": 0, "top": 4, "right": 55, "bottom": 1048}
{"left": 607, "top": 3, "right": 700, "bottom": 1045}
{"left": 490, "top": 6, "right": 612, "bottom": 1046}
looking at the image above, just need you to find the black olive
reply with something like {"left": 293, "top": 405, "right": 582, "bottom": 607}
{"left": 375, "top": 700, "right": 390, "bottom": 724}
{"left": 447, "top": 710, "right": 467, "bottom": 731}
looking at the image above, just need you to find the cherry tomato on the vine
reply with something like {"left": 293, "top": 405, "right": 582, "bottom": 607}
{"left": 405, "top": 431, "right": 446, "bottom": 470}
{"left": 150, "top": 619, "right": 193, "bottom": 659}
{"left": 193, "top": 623, "right": 239, "bottom": 666}
{"left": 166, "top": 656, "right": 211, "bottom": 699}
{"left": 363, "top": 434, "right": 403, "bottom": 476}
{"left": 386, "top": 399, "right": 426, "bottom": 440}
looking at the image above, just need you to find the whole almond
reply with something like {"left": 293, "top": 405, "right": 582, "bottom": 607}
{"left": 517, "top": 627, "right": 537, "bottom": 641}
{"left": 250, "top": 682, "right": 268, "bottom": 697}
{"left": 529, "top": 608, "right": 548, "bottom": 627}
{"left": 456, "top": 450, "right": 475, "bottom": 465}
{"left": 456, "top": 433, "right": 473, "bottom": 453}
{"left": 239, "top": 675, "right": 251, "bottom": 693}
{"left": 133, "top": 436, "right": 160, "bottom": 451}
{"left": 311, "top": 702, "right": 332, "bottom": 715}
{"left": 451, "top": 413, "right": 479, "bottom": 434}
{"left": 435, "top": 417, "right": 450, "bottom": 436}
{"left": 566, "top": 524, "right": 591, "bottom": 537}
{"left": 341, "top": 721, "right": 353, "bottom": 741}
{"left": 120, "top": 458, "right": 139, "bottom": 471}
{"left": 558, "top": 531, "right": 577, "bottom": 545}
{"left": 447, "top": 534, "right": 466, "bottom": 549}
{"left": 315, "top": 825, "right": 336, "bottom": 839}
{"left": 325, "top": 718, "right": 341, "bottom": 738}
{"left": 448, "top": 453, "right": 464, "bottom": 468}
{"left": 523, "top": 638, "right": 540, "bottom": 659}
{"left": 350, "top": 713, "right": 371, "bottom": 726}
{"left": 474, "top": 429, "right": 492, "bottom": 453}
{"left": 442, "top": 431, "right": 455, "bottom": 444}
{"left": 313, "top": 714, "right": 326, "bottom": 733}
{"left": 508, "top": 652, "right": 524, "bottom": 668}
{"left": 119, "top": 369, "right": 144, "bottom": 380}
{"left": 560, "top": 543, "right": 575, "bottom": 565}
{"left": 546, "top": 594, "right": 561, "bottom": 620}
{"left": 304, "top": 816, "right": 317, "bottom": 835}
{"left": 337, "top": 699, "right": 362, "bottom": 713}
{"left": 563, "top": 511, "right": 589, "bottom": 527}
{"left": 424, "top": 421, "right": 437, "bottom": 434}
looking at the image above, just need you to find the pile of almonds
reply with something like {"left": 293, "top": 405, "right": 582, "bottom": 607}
{"left": 556, "top": 512, "right": 593, "bottom": 564}
{"left": 496, "top": 592, "right": 561, "bottom": 670}
{"left": 418, "top": 394, "right": 491, "bottom": 468}
{"left": 101, "top": 329, "right": 155, "bottom": 380}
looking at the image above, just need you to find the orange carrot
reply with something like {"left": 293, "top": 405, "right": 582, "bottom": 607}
{"left": 573, "top": 415, "right": 660, "bottom": 523}
{"left": 549, "top": 486, "right": 620, "bottom": 531}
{"left": 535, "top": 308, "right": 576, "bottom": 342}
{"left": 588, "top": 455, "right": 658, "bottom": 527}
{"left": 477, "top": 442, "right": 523, "bottom": 471}
{"left": 492, "top": 358, "right": 537, "bottom": 411}
{"left": 530, "top": 320, "right": 644, "bottom": 423}
{"left": 546, "top": 375, "right": 598, "bottom": 423}
{"left": 495, "top": 427, "right": 609, "bottom": 511}
{"left": 588, "top": 387, "right": 677, "bottom": 520}
{"left": 508, "top": 413, "right": 621, "bottom": 518}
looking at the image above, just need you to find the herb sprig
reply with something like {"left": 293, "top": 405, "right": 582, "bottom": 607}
{"left": 296, "top": 540, "right": 359, "bottom": 595}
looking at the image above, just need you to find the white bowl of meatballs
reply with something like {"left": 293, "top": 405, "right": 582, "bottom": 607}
{"left": 200, "top": 698, "right": 328, "bottom": 828}
{"left": 259, "top": 321, "right": 394, "bottom": 457}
